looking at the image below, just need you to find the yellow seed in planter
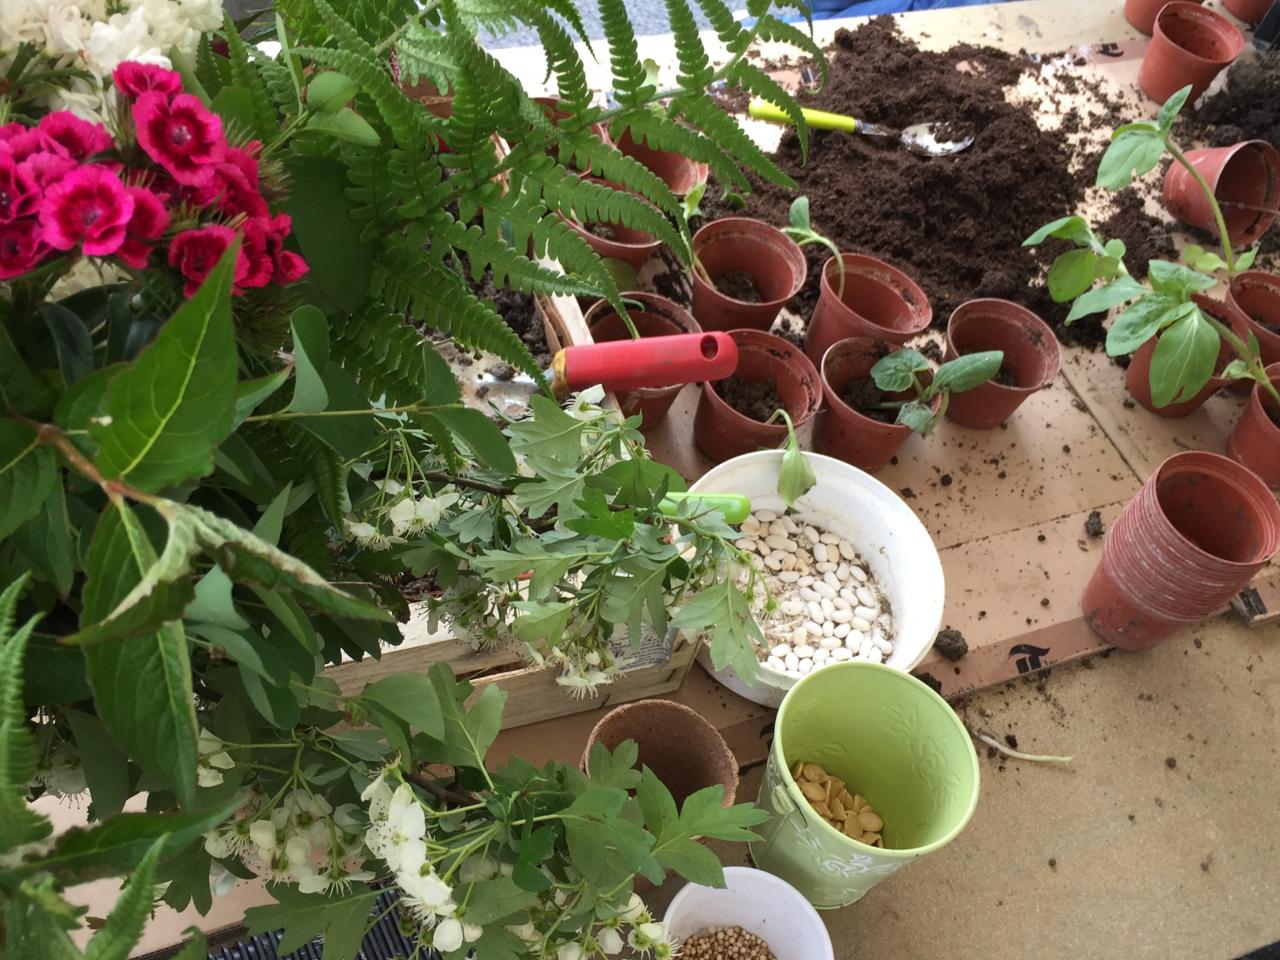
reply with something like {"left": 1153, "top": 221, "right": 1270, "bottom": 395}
{"left": 840, "top": 788, "right": 855, "bottom": 810}
{"left": 791, "top": 760, "right": 805, "bottom": 780}
{"left": 852, "top": 794, "right": 868, "bottom": 812}
{"left": 858, "top": 810, "right": 884, "bottom": 833}
{"left": 800, "top": 780, "right": 827, "bottom": 803}
{"left": 828, "top": 795, "right": 846, "bottom": 820}
{"left": 865, "top": 833, "right": 884, "bottom": 847}
{"left": 811, "top": 800, "right": 833, "bottom": 820}
{"left": 801, "top": 763, "right": 826, "bottom": 782}
{"left": 827, "top": 776, "right": 845, "bottom": 799}
{"left": 841, "top": 816, "right": 864, "bottom": 840}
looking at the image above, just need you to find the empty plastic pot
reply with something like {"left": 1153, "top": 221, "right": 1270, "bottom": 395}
{"left": 943, "top": 299, "right": 1061, "bottom": 430}
{"left": 1162, "top": 140, "right": 1280, "bottom": 246}
{"left": 614, "top": 129, "right": 709, "bottom": 196}
{"left": 1226, "top": 270, "right": 1280, "bottom": 366}
{"left": 1138, "top": 2, "right": 1245, "bottom": 104}
{"left": 806, "top": 254, "right": 932, "bottom": 365}
{"left": 691, "top": 218, "right": 807, "bottom": 332}
{"left": 750, "top": 661, "right": 980, "bottom": 909}
{"left": 1125, "top": 0, "right": 1204, "bottom": 34}
{"left": 1222, "top": 0, "right": 1275, "bottom": 24}
{"left": 1082, "top": 451, "right": 1280, "bottom": 650}
{"left": 1226, "top": 363, "right": 1280, "bottom": 488}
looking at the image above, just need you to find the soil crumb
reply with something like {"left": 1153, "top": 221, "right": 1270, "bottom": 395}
{"left": 585, "top": 222, "right": 617, "bottom": 241}
{"left": 841, "top": 375, "right": 898, "bottom": 423}
{"left": 935, "top": 627, "right": 969, "bottom": 661}
{"left": 716, "top": 375, "right": 783, "bottom": 421}
{"left": 714, "top": 269, "right": 765, "bottom": 303}
{"left": 1084, "top": 509, "right": 1105, "bottom": 538}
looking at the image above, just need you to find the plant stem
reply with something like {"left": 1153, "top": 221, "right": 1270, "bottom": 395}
{"left": 419, "top": 470, "right": 516, "bottom": 497}
{"left": 1167, "top": 138, "right": 1236, "bottom": 276}
{"left": 971, "top": 730, "right": 1073, "bottom": 764}
{"left": 1202, "top": 312, "right": 1280, "bottom": 407}
{"left": 244, "top": 402, "right": 433, "bottom": 422}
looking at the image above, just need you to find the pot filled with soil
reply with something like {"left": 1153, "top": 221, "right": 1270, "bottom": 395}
{"left": 687, "top": 450, "right": 945, "bottom": 708}
{"left": 1226, "top": 363, "right": 1280, "bottom": 488}
{"left": 693, "top": 330, "right": 821, "bottom": 464}
{"left": 1162, "top": 140, "right": 1280, "bottom": 246}
{"left": 1125, "top": 0, "right": 1204, "bottom": 35}
{"left": 811, "top": 338, "right": 928, "bottom": 472}
{"left": 563, "top": 178, "right": 663, "bottom": 270}
{"left": 942, "top": 299, "right": 1061, "bottom": 430}
{"left": 1222, "top": 0, "right": 1275, "bottom": 23}
{"left": 1138, "top": 2, "right": 1245, "bottom": 104}
{"left": 750, "top": 661, "right": 979, "bottom": 909}
{"left": 583, "top": 292, "right": 704, "bottom": 426}
{"left": 805, "top": 254, "right": 931, "bottom": 366}
{"left": 1226, "top": 270, "right": 1280, "bottom": 367}
{"left": 1082, "top": 450, "right": 1280, "bottom": 650}
{"left": 613, "top": 129, "right": 709, "bottom": 196}
{"left": 664, "top": 867, "right": 834, "bottom": 960}
{"left": 1126, "top": 295, "right": 1235, "bottom": 417}
{"left": 691, "top": 218, "right": 807, "bottom": 332}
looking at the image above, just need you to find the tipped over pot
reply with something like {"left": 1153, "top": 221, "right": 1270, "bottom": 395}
{"left": 805, "top": 254, "right": 931, "bottom": 366}
{"left": 1138, "top": 2, "right": 1245, "bottom": 104}
{"left": 1162, "top": 140, "right": 1280, "bottom": 246}
{"left": 691, "top": 218, "right": 807, "bottom": 332}
{"left": 1226, "top": 363, "right": 1280, "bottom": 488}
{"left": 1226, "top": 271, "right": 1280, "bottom": 367}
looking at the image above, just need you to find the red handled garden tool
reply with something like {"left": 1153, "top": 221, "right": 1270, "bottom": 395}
{"left": 748, "top": 98, "right": 975, "bottom": 157}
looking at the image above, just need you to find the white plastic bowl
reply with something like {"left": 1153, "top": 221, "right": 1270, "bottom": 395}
{"left": 663, "top": 866, "right": 833, "bottom": 960}
{"left": 688, "top": 450, "right": 945, "bottom": 707}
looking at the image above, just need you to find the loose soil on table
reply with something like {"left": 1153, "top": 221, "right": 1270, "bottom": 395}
{"left": 713, "top": 269, "right": 765, "bottom": 302}
{"left": 935, "top": 627, "right": 969, "bottom": 661}
{"left": 716, "top": 374, "right": 783, "bottom": 421}
{"left": 841, "top": 375, "right": 898, "bottom": 423}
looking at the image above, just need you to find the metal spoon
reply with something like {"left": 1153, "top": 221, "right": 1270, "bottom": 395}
{"left": 748, "top": 98, "right": 975, "bottom": 157}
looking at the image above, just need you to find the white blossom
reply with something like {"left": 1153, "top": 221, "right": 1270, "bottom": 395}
{"left": 557, "top": 942, "right": 585, "bottom": 960}
{"left": 387, "top": 492, "right": 457, "bottom": 537}
{"left": 196, "top": 729, "right": 234, "bottom": 788}
{"left": 432, "top": 918, "right": 464, "bottom": 953}
{"left": 344, "top": 519, "right": 391, "bottom": 551}
{"left": 598, "top": 928, "right": 624, "bottom": 955}
{"left": 618, "top": 893, "right": 648, "bottom": 922}
{"left": 462, "top": 922, "right": 483, "bottom": 943}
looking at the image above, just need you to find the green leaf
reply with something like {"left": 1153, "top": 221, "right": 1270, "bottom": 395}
{"left": 82, "top": 836, "right": 167, "bottom": 960}
{"left": 211, "top": 86, "right": 257, "bottom": 130}
{"left": 636, "top": 765, "right": 677, "bottom": 840}
{"left": 512, "top": 826, "right": 556, "bottom": 892}
{"left": 1149, "top": 307, "right": 1219, "bottom": 407}
{"left": 1222, "top": 358, "right": 1251, "bottom": 380}
{"left": 307, "top": 106, "right": 381, "bottom": 145}
{"left": 870, "top": 348, "right": 930, "bottom": 393}
{"left": 675, "top": 784, "right": 767, "bottom": 841}
{"left": 934, "top": 351, "right": 1003, "bottom": 394}
{"left": 458, "top": 876, "right": 538, "bottom": 927}
{"left": 896, "top": 400, "right": 937, "bottom": 436}
{"left": 56, "top": 363, "right": 121, "bottom": 432}
{"left": 287, "top": 306, "right": 329, "bottom": 413}
{"left": 1182, "top": 243, "right": 1228, "bottom": 273}
{"left": 789, "top": 195, "right": 811, "bottom": 230}
{"left": 0, "top": 575, "right": 53, "bottom": 852}
{"left": 1237, "top": 247, "right": 1259, "bottom": 271}
{"left": 1105, "top": 294, "right": 1183, "bottom": 356}
{"left": 65, "top": 709, "right": 131, "bottom": 819}
{"left": 233, "top": 366, "right": 292, "bottom": 427}
{"left": 777, "top": 430, "right": 815, "bottom": 509}
{"left": 91, "top": 242, "right": 238, "bottom": 492}
{"left": 306, "top": 70, "right": 357, "bottom": 111}
{"left": 1065, "top": 275, "right": 1148, "bottom": 323}
{"left": 508, "top": 395, "right": 586, "bottom": 463}
{"left": 655, "top": 835, "right": 723, "bottom": 886}
{"left": 0, "top": 421, "right": 57, "bottom": 540}
{"left": 563, "top": 787, "right": 660, "bottom": 886}
{"left": 1047, "top": 249, "right": 1098, "bottom": 302}
{"left": 244, "top": 885, "right": 378, "bottom": 959}
{"left": 360, "top": 674, "right": 444, "bottom": 739}
{"left": 39, "top": 302, "right": 93, "bottom": 386}
{"left": 671, "top": 578, "right": 761, "bottom": 685}
{"left": 1156, "top": 86, "right": 1192, "bottom": 131}
{"left": 1147, "top": 259, "right": 1217, "bottom": 299}
{"left": 80, "top": 500, "right": 198, "bottom": 808}
{"left": 510, "top": 600, "right": 574, "bottom": 646}
{"left": 1096, "top": 129, "right": 1167, "bottom": 189}
{"left": 1022, "top": 215, "right": 1094, "bottom": 248}
{"left": 284, "top": 155, "right": 373, "bottom": 314}
{"left": 13, "top": 484, "right": 74, "bottom": 595}
{"left": 0, "top": 316, "right": 56, "bottom": 416}
{"left": 296, "top": 362, "right": 374, "bottom": 459}
{"left": 431, "top": 406, "right": 518, "bottom": 473}
{"left": 514, "top": 460, "right": 586, "bottom": 519}
{"left": 588, "top": 740, "right": 643, "bottom": 791}
{"left": 426, "top": 663, "right": 505, "bottom": 770}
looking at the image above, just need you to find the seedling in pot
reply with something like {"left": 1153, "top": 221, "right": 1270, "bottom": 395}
{"left": 782, "top": 196, "right": 844, "bottom": 294}
{"left": 1025, "top": 85, "right": 1280, "bottom": 410}
{"left": 868, "top": 348, "right": 1004, "bottom": 435}
{"left": 768, "top": 408, "right": 818, "bottom": 507}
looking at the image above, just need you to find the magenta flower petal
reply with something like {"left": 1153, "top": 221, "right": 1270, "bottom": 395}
{"left": 0, "top": 220, "right": 45, "bottom": 279}
{"left": 37, "top": 112, "right": 113, "bottom": 161}
{"left": 20, "top": 152, "right": 77, "bottom": 189}
{"left": 133, "top": 92, "right": 226, "bottom": 187}
{"left": 114, "top": 185, "right": 170, "bottom": 268}
{"left": 112, "top": 62, "right": 183, "bottom": 100}
{"left": 0, "top": 156, "right": 41, "bottom": 222}
{"left": 168, "top": 224, "right": 248, "bottom": 296}
{"left": 38, "top": 164, "right": 134, "bottom": 256}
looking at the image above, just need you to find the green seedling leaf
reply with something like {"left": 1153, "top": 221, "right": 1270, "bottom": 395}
{"left": 870, "top": 348, "right": 930, "bottom": 393}
{"left": 1106, "top": 294, "right": 1182, "bottom": 356}
{"left": 1048, "top": 249, "right": 1098, "bottom": 302}
{"left": 776, "top": 410, "right": 815, "bottom": 508}
{"left": 1221, "top": 358, "right": 1251, "bottom": 380}
{"left": 1149, "top": 307, "right": 1218, "bottom": 407}
{"left": 1103, "top": 238, "right": 1127, "bottom": 260}
{"left": 1147, "top": 259, "right": 1217, "bottom": 299}
{"left": 1023, "top": 215, "right": 1094, "bottom": 248}
{"left": 1065, "top": 275, "right": 1148, "bottom": 323}
{"left": 306, "top": 70, "right": 357, "bottom": 112}
{"left": 1237, "top": 247, "right": 1259, "bottom": 271}
{"left": 682, "top": 181, "right": 707, "bottom": 220}
{"left": 789, "top": 195, "right": 812, "bottom": 230}
{"left": 1096, "top": 129, "right": 1166, "bottom": 190}
{"left": 1156, "top": 86, "right": 1192, "bottom": 131}
{"left": 896, "top": 400, "right": 936, "bottom": 436}
{"left": 1182, "top": 244, "right": 1228, "bottom": 273}
{"left": 934, "top": 351, "right": 1003, "bottom": 394}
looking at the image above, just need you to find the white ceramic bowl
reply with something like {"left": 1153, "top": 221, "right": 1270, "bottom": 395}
{"left": 663, "top": 866, "right": 833, "bottom": 960}
{"left": 688, "top": 450, "right": 945, "bottom": 707}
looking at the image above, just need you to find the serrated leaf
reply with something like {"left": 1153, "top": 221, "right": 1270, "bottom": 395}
{"left": 588, "top": 740, "right": 643, "bottom": 791}
{"left": 426, "top": 662, "right": 505, "bottom": 769}
{"left": 360, "top": 673, "right": 444, "bottom": 739}
{"left": 82, "top": 836, "right": 166, "bottom": 960}
{"left": 510, "top": 600, "right": 573, "bottom": 646}
{"left": 655, "top": 835, "right": 723, "bottom": 886}
{"left": 514, "top": 461, "right": 587, "bottom": 519}
{"left": 244, "top": 885, "right": 378, "bottom": 959}
{"left": 508, "top": 394, "right": 587, "bottom": 463}
{"left": 458, "top": 876, "right": 538, "bottom": 926}
{"left": 512, "top": 825, "right": 556, "bottom": 892}
{"left": 1149, "top": 307, "right": 1219, "bottom": 407}
{"left": 0, "top": 421, "right": 57, "bottom": 540}
{"left": 671, "top": 579, "right": 760, "bottom": 684}
{"left": 0, "top": 575, "right": 52, "bottom": 852}
{"left": 636, "top": 765, "right": 677, "bottom": 840}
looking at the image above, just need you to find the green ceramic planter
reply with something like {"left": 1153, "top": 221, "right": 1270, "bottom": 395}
{"left": 749, "top": 662, "right": 980, "bottom": 908}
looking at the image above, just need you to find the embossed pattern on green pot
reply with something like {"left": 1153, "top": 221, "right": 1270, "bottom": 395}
{"left": 750, "top": 661, "right": 980, "bottom": 909}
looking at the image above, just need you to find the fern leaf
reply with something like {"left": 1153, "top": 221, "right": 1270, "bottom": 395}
{"left": 556, "top": 132, "right": 682, "bottom": 219}
{"left": 692, "top": 0, "right": 748, "bottom": 51}
{"left": 0, "top": 574, "right": 51, "bottom": 851}
{"left": 673, "top": 96, "right": 796, "bottom": 189}
{"left": 620, "top": 108, "right": 749, "bottom": 193}
{"left": 83, "top": 837, "right": 166, "bottom": 960}
{"left": 725, "top": 60, "right": 808, "bottom": 159}
{"left": 222, "top": 15, "right": 278, "bottom": 139}
{"left": 196, "top": 34, "right": 229, "bottom": 98}
{"left": 330, "top": 304, "right": 457, "bottom": 408}
{"left": 598, "top": 0, "right": 654, "bottom": 108}
{"left": 290, "top": 426, "right": 347, "bottom": 526}
{"left": 257, "top": 57, "right": 300, "bottom": 117}
{"left": 395, "top": 24, "right": 460, "bottom": 93}
{"left": 665, "top": 0, "right": 715, "bottom": 91}
{"left": 529, "top": 10, "right": 591, "bottom": 112}
{"left": 754, "top": 14, "right": 828, "bottom": 86}
{"left": 421, "top": 412, "right": 464, "bottom": 474}
{"left": 437, "top": 219, "right": 603, "bottom": 298}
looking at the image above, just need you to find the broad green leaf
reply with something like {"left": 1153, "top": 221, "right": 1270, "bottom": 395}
{"left": 870, "top": 348, "right": 930, "bottom": 393}
{"left": 1147, "top": 259, "right": 1217, "bottom": 299}
{"left": 459, "top": 876, "right": 538, "bottom": 926}
{"left": 655, "top": 835, "right": 724, "bottom": 886}
{"left": 588, "top": 740, "right": 643, "bottom": 791}
{"left": 1237, "top": 247, "right": 1259, "bottom": 271}
{"left": 1022, "top": 215, "right": 1094, "bottom": 248}
{"left": 417, "top": 341, "right": 462, "bottom": 406}
{"left": 426, "top": 663, "right": 505, "bottom": 769}
{"left": 789, "top": 195, "right": 811, "bottom": 230}
{"left": 1047, "top": 249, "right": 1098, "bottom": 302}
{"left": 287, "top": 306, "right": 330, "bottom": 414}
{"left": 510, "top": 600, "right": 574, "bottom": 646}
{"left": 563, "top": 787, "right": 660, "bottom": 886}
{"left": 636, "top": 765, "right": 678, "bottom": 840}
{"left": 0, "top": 317, "right": 56, "bottom": 416}
{"left": 0, "top": 421, "right": 57, "bottom": 540}
{"left": 13, "top": 485, "right": 74, "bottom": 595}
{"left": 211, "top": 86, "right": 256, "bottom": 130}
{"left": 191, "top": 623, "right": 289, "bottom": 685}
{"left": 186, "top": 565, "right": 249, "bottom": 629}
{"left": 432, "top": 406, "right": 518, "bottom": 473}
{"left": 234, "top": 366, "right": 292, "bottom": 427}
{"left": 284, "top": 155, "right": 373, "bottom": 314}
{"left": 91, "top": 243, "right": 238, "bottom": 492}
{"left": 673, "top": 784, "right": 768, "bottom": 841}
{"left": 65, "top": 709, "right": 131, "bottom": 819}
{"left": 306, "top": 70, "right": 357, "bottom": 111}
{"left": 307, "top": 107, "right": 381, "bottom": 145}
{"left": 1096, "top": 129, "right": 1167, "bottom": 189}
{"left": 296, "top": 362, "right": 374, "bottom": 459}
{"left": 896, "top": 400, "right": 937, "bottom": 435}
{"left": 512, "top": 826, "right": 556, "bottom": 892}
{"left": 55, "top": 364, "right": 121, "bottom": 432}
{"left": 1105, "top": 294, "right": 1182, "bottom": 356}
{"left": 601, "top": 557, "right": 669, "bottom": 647}
{"left": 1150, "top": 308, "right": 1219, "bottom": 407}
{"left": 1182, "top": 243, "right": 1227, "bottom": 274}
{"left": 360, "top": 673, "right": 444, "bottom": 739}
{"left": 1156, "top": 86, "right": 1192, "bottom": 131}
{"left": 244, "top": 884, "right": 379, "bottom": 958}
{"left": 0, "top": 575, "right": 53, "bottom": 851}
{"left": 777, "top": 430, "right": 816, "bottom": 509}
{"left": 82, "top": 837, "right": 166, "bottom": 960}
{"left": 508, "top": 395, "right": 586, "bottom": 463}
{"left": 934, "top": 351, "right": 1003, "bottom": 394}
{"left": 1103, "top": 238, "right": 1127, "bottom": 260}
{"left": 39, "top": 302, "right": 93, "bottom": 386}
{"left": 80, "top": 500, "right": 198, "bottom": 808}
{"left": 1065, "top": 275, "right": 1148, "bottom": 323}
{"left": 1222, "top": 358, "right": 1251, "bottom": 380}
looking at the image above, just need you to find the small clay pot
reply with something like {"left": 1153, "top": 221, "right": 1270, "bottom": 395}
{"left": 693, "top": 329, "right": 821, "bottom": 464}
{"left": 805, "top": 254, "right": 932, "bottom": 366}
{"left": 1226, "top": 271, "right": 1280, "bottom": 367}
{"left": 690, "top": 218, "right": 807, "bottom": 333}
{"left": 813, "top": 338, "right": 934, "bottom": 473}
{"left": 1162, "top": 141, "right": 1280, "bottom": 246}
{"left": 1226, "top": 363, "right": 1280, "bottom": 488}
{"left": 1222, "top": 0, "right": 1275, "bottom": 23}
{"left": 534, "top": 97, "right": 610, "bottom": 177}
{"left": 583, "top": 699, "right": 739, "bottom": 808}
{"left": 614, "top": 130, "right": 709, "bottom": 196}
{"left": 1138, "top": 2, "right": 1245, "bottom": 104}
{"left": 562, "top": 178, "right": 663, "bottom": 270}
{"left": 1125, "top": 0, "right": 1204, "bottom": 34}
{"left": 1125, "top": 295, "right": 1235, "bottom": 417}
{"left": 942, "top": 300, "right": 1061, "bottom": 430}
{"left": 1082, "top": 450, "right": 1280, "bottom": 650}
{"left": 584, "top": 292, "right": 702, "bottom": 427}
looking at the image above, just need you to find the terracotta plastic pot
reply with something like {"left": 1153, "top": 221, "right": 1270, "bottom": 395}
{"left": 562, "top": 179, "right": 663, "bottom": 270}
{"left": 690, "top": 218, "right": 807, "bottom": 333}
{"left": 1082, "top": 451, "right": 1280, "bottom": 650}
{"left": 805, "top": 254, "right": 932, "bottom": 366}
{"left": 1125, "top": 295, "right": 1235, "bottom": 416}
{"left": 1138, "top": 2, "right": 1245, "bottom": 104}
{"left": 1226, "top": 271, "right": 1280, "bottom": 367}
{"left": 694, "top": 329, "right": 822, "bottom": 464}
{"left": 1162, "top": 141, "right": 1280, "bottom": 246}
{"left": 1125, "top": 0, "right": 1204, "bottom": 34}
{"left": 583, "top": 699, "right": 738, "bottom": 807}
{"left": 942, "top": 300, "right": 1061, "bottom": 430}
{"left": 812, "top": 337, "right": 930, "bottom": 473}
{"left": 1226, "top": 363, "right": 1280, "bottom": 487}
{"left": 583, "top": 292, "right": 702, "bottom": 427}
{"left": 1222, "top": 0, "right": 1275, "bottom": 23}
{"left": 614, "top": 130, "right": 709, "bottom": 196}
{"left": 533, "top": 97, "right": 610, "bottom": 176}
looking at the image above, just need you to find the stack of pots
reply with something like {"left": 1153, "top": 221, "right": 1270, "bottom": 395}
{"left": 1162, "top": 140, "right": 1280, "bottom": 247}
{"left": 1083, "top": 451, "right": 1280, "bottom": 650}
{"left": 1137, "top": 2, "right": 1245, "bottom": 104}
{"left": 691, "top": 218, "right": 807, "bottom": 332}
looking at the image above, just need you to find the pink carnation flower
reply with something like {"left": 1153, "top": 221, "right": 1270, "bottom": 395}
{"left": 39, "top": 164, "right": 135, "bottom": 256}
{"left": 264, "top": 213, "right": 308, "bottom": 284}
{"left": 0, "top": 124, "right": 66, "bottom": 163}
{"left": 168, "top": 224, "right": 248, "bottom": 296}
{"left": 20, "top": 152, "right": 77, "bottom": 189}
{"left": 239, "top": 216, "right": 277, "bottom": 288}
{"left": 116, "top": 186, "right": 170, "bottom": 269}
{"left": 133, "top": 93, "right": 226, "bottom": 187}
{"left": 0, "top": 156, "right": 40, "bottom": 223}
{"left": 113, "top": 62, "right": 183, "bottom": 100}
{"left": 0, "top": 220, "right": 45, "bottom": 280}
{"left": 209, "top": 156, "right": 268, "bottom": 218}
{"left": 37, "top": 112, "right": 113, "bottom": 161}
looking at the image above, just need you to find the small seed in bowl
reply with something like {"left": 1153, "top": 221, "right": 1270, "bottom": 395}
{"left": 681, "top": 926, "right": 776, "bottom": 960}
{"left": 791, "top": 760, "right": 886, "bottom": 847}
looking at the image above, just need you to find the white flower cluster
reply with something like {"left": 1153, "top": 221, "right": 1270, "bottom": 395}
{"left": 0, "top": 0, "right": 223, "bottom": 121}
{"left": 29, "top": 741, "right": 87, "bottom": 799}
{"left": 509, "top": 892, "right": 677, "bottom": 960}
{"left": 344, "top": 478, "right": 458, "bottom": 551}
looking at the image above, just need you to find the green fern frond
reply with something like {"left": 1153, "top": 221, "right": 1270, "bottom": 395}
{"left": 290, "top": 426, "right": 347, "bottom": 525}
{"left": 619, "top": 108, "right": 749, "bottom": 193}
{"left": 754, "top": 14, "right": 827, "bottom": 86}
{"left": 437, "top": 219, "right": 603, "bottom": 299}
{"left": 257, "top": 57, "right": 301, "bottom": 117}
{"left": 0, "top": 574, "right": 53, "bottom": 851}
{"left": 673, "top": 96, "right": 796, "bottom": 189}
{"left": 665, "top": 0, "right": 715, "bottom": 91}
{"left": 83, "top": 838, "right": 167, "bottom": 960}
{"left": 421, "top": 412, "right": 464, "bottom": 474}
{"left": 436, "top": 74, "right": 499, "bottom": 206}
{"left": 528, "top": 10, "right": 591, "bottom": 112}
{"left": 196, "top": 34, "right": 229, "bottom": 98}
{"left": 394, "top": 24, "right": 460, "bottom": 93}
{"left": 556, "top": 131, "right": 682, "bottom": 220}
{"left": 222, "top": 15, "right": 278, "bottom": 139}
{"left": 331, "top": 305, "right": 456, "bottom": 408}
{"left": 692, "top": 0, "right": 749, "bottom": 51}
{"left": 725, "top": 60, "right": 808, "bottom": 159}
{"left": 598, "top": 0, "right": 654, "bottom": 108}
